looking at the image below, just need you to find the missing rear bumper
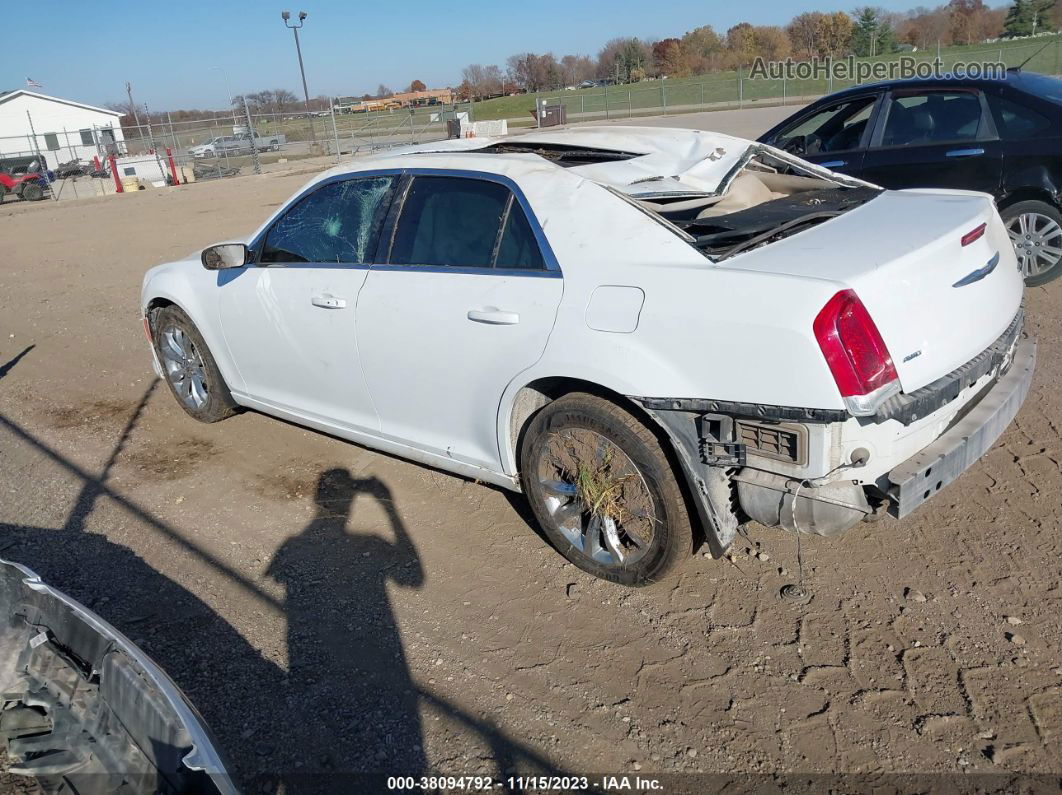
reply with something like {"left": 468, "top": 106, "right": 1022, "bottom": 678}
{"left": 887, "top": 336, "right": 1036, "bottom": 518}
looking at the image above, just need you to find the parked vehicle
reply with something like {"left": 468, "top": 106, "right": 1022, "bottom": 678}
{"left": 55, "top": 158, "right": 88, "bottom": 178}
{"left": 758, "top": 69, "right": 1062, "bottom": 286}
{"left": 142, "top": 127, "right": 1034, "bottom": 585}
{"left": 189, "top": 131, "right": 285, "bottom": 158}
{"left": 0, "top": 155, "right": 53, "bottom": 202}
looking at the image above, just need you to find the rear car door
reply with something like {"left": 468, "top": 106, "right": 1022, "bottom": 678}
{"left": 217, "top": 175, "right": 396, "bottom": 432}
{"left": 762, "top": 93, "right": 881, "bottom": 179}
{"left": 860, "top": 88, "right": 1004, "bottom": 194}
{"left": 356, "top": 172, "right": 563, "bottom": 473}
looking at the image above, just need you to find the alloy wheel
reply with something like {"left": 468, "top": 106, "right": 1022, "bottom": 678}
{"left": 1007, "top": 211, "right": 1062, "bottom": 279}
{"left": 159, "top": 326, "right": 209, "bottom": 409}
{"left": 536, "top": 429, "right": 657, "bottom": 567}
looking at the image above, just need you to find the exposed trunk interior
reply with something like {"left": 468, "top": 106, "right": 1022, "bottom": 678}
{"left": 637, "top": 154, "right": 883, "bottom": 260}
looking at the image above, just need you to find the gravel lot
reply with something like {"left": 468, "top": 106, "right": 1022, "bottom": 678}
{"left": 1, "top": 107, "right": 1060, "bottom": 792}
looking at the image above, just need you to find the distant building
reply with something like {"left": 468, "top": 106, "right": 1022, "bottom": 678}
{"left": 0, "top": 90, "right": 125, "bottom": 168}
{"left": 390, "top": 88, "right": 455, "bottom": 107}
{"left": 336, "top": 88, "right": 455, "bottom": 114}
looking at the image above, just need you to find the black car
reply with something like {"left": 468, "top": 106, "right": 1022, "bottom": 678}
{"left": 758, "top": 70, "right": 1062, "bottom": 286}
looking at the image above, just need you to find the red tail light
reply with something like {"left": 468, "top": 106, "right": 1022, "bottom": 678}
{"left": 961, "top": 223, "right": 986, "bottom": 247}
{"left": 814, "top": 290, "right": 899, "bottom": 414}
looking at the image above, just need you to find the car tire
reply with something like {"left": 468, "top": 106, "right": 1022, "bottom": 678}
{"left": 20, "top": 182, "right": 43, "bottom": 201}
{"left": 152, "top": 306, "right": 238, "bottom": 423}
{"left": 1001, "top": 199, "right": 1062, "bottom": 287}
{"left": 0, "top": 184, "right": 6, "bottom": 204}
{"left": 519, "top": 393, "right": 694, "bottom": 586}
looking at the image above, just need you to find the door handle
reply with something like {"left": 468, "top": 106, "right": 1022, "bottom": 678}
{"left": 310, "top": 294, "right": 347, "bottom": 309}
{"left": 820, "top": 160, "right": 846, "bottom": 168}
{"left": 946, "top": 147, "right": 985, "bottom": 158}
{"left": 467, "top": 308, "right": 519, "bottom": 325}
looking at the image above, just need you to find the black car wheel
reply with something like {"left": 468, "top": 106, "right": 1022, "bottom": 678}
{"left": 1002, "top": 200, "right": 1062, "bottom": 286}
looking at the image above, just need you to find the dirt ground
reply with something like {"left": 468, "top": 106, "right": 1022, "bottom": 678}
{"left": 1, "top": 113, "right": 1061, "bottom": 793}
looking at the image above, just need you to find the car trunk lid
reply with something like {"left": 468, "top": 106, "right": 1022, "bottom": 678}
{"left": 722, "top": 189, "right": 1024, "bottom": 392}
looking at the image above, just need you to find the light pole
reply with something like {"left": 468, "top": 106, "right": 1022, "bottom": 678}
{"left": 282, "top": 10, "right": 315, "bottom": 142}
{"left": 210, "top": 66, "right": 239, "bottom": 128}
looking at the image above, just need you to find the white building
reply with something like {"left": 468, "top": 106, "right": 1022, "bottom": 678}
{"left": 0, "top": 90, "right": 125, "bottom": 169}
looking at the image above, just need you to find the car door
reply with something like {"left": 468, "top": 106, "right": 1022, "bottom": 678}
{"left": 762, "top": 93, "right": 881, "bottom": 179}
{"left": 356, "top": 172, "right": 563, "bottom": 473}
{"left": 217, "top": 174, "right": 397, "bottom": 432}
{"left": 859, "top": 88, "right": 1004, "bottom": 194}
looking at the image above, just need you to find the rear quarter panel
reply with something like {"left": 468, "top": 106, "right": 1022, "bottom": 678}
{"left": 497, "top": 176, "right": 846, "bottom": 473}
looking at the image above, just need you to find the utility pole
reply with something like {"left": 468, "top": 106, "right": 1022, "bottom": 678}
{"left": 243, "top": 96, "right": 262, "bottom": 175}
{"left": 282, "top": 10, "right": 315, "bottom": 142}
{"left": 125, "top": 81, "right": 143, "bottom": 146}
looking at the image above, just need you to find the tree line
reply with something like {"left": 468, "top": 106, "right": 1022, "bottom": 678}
{"left": 457, "top": 0, "right": 1059, "bottom": 99}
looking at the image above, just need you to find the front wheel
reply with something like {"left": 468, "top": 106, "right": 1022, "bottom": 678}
{"left": 20, "top": 182, "right": 43, "bottom": 201}
{"left": 1002, "top": 200, "right": 1062, "bottom": 286}
{"left": 152, "top": 306, "right": 237, "bottom": 423}
{"left": 519, "top": 393, "right": 694, "bottom": 586}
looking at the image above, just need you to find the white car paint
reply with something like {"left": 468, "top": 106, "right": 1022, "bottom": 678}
{"left": 142, "top": 125, "right": 1028, "bottom": 539}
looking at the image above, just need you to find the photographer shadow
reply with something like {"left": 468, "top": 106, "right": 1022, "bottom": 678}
{"left": 267, "top": 469, "right": 427, "bottom": 778}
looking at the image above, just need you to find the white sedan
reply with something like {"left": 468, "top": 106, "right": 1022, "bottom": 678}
{"left": 142, "top": 127, "right": 1035, "bottom": 586}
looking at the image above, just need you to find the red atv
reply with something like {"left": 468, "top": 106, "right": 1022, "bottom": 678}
{"left": 0, "top": 171, "right": 47, "bottom": 203}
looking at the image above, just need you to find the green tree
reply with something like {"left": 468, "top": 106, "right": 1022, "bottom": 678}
{"left": 850, "top": 7, "right": 896, "bottom": 56}
{"left": 1003, "top": 0, "right": 1055, "bottom": 36}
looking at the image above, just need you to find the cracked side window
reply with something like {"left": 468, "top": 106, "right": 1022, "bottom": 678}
{"left": 261, "top": 176, "right": 394, "bottom": 264}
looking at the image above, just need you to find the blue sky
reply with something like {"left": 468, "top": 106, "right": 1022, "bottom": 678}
{"left": 12, "top": 0, "right": 925, "bottom": 110}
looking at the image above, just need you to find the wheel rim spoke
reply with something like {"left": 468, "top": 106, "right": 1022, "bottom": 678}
{"left": 541, "top": 480, "right": 578, "bottom": 498}
{"left": 536, "top": 428, "right": 657, "bottom": 569}
{"left": 160, "top": 324, "right": 211, "bottom": 410}
{"left": 1009, "top": 212, "right": 1062, "bottom": 278}
{"left": 601, "top": 516, "right": 626, "bottom": 563}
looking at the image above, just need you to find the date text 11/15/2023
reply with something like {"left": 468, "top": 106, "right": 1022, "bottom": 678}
{"left": 387, "top": 774, "right": 664, "bottom": 791}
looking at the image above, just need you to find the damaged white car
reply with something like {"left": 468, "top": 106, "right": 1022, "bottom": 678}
{"left": 141, "top": 127, "right": 1035, "bottom": 586}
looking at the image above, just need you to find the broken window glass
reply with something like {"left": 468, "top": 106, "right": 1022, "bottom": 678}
{"left": 260, "top": 176, "right": 394, "bottom": 264}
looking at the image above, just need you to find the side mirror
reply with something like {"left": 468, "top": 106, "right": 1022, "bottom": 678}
{"left": 201, "top": 242, "right": 248, "bottom": 270}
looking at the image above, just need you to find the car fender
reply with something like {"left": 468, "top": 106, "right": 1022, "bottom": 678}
{"left": 1000, "top": 161, "right": 1062, "bottom": 207}
{"left": 141, "top": 261, "right": 247, "bottom": 395}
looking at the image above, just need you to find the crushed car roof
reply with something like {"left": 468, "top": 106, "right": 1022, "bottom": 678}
{"left": 344, "top": 126, "right": 759, "bottom": 197}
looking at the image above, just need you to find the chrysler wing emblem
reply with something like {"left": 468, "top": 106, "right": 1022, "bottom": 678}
{"left": 953, "top": 251, "right": 1000, "bottom": 287}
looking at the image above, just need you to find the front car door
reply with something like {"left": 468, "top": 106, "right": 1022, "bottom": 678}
{"left": 356, "top": 171, "right": 563, "bottom": 474}
{"left": 217, "top": 174, "right": 397, "bottom": 433}
{"left": 763, "top": 92, "right": 882, "bottom": 179}
{"left": 859, "top": 88, "right": 1004, "bottom": 194}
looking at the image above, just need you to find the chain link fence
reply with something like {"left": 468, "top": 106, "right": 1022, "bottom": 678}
{"left": 507, "top": 38, "right": 1062, "bottom": 125}
{"left": 0, "top": 100, "right": 477, "bottom": 204}
{"left": 4, "top": 38, "right": 1060, "bottom": 205}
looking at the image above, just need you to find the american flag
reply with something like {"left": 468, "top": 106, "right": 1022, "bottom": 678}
{"left": 26, "top": 77, "right": 42, "bottom": 88}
